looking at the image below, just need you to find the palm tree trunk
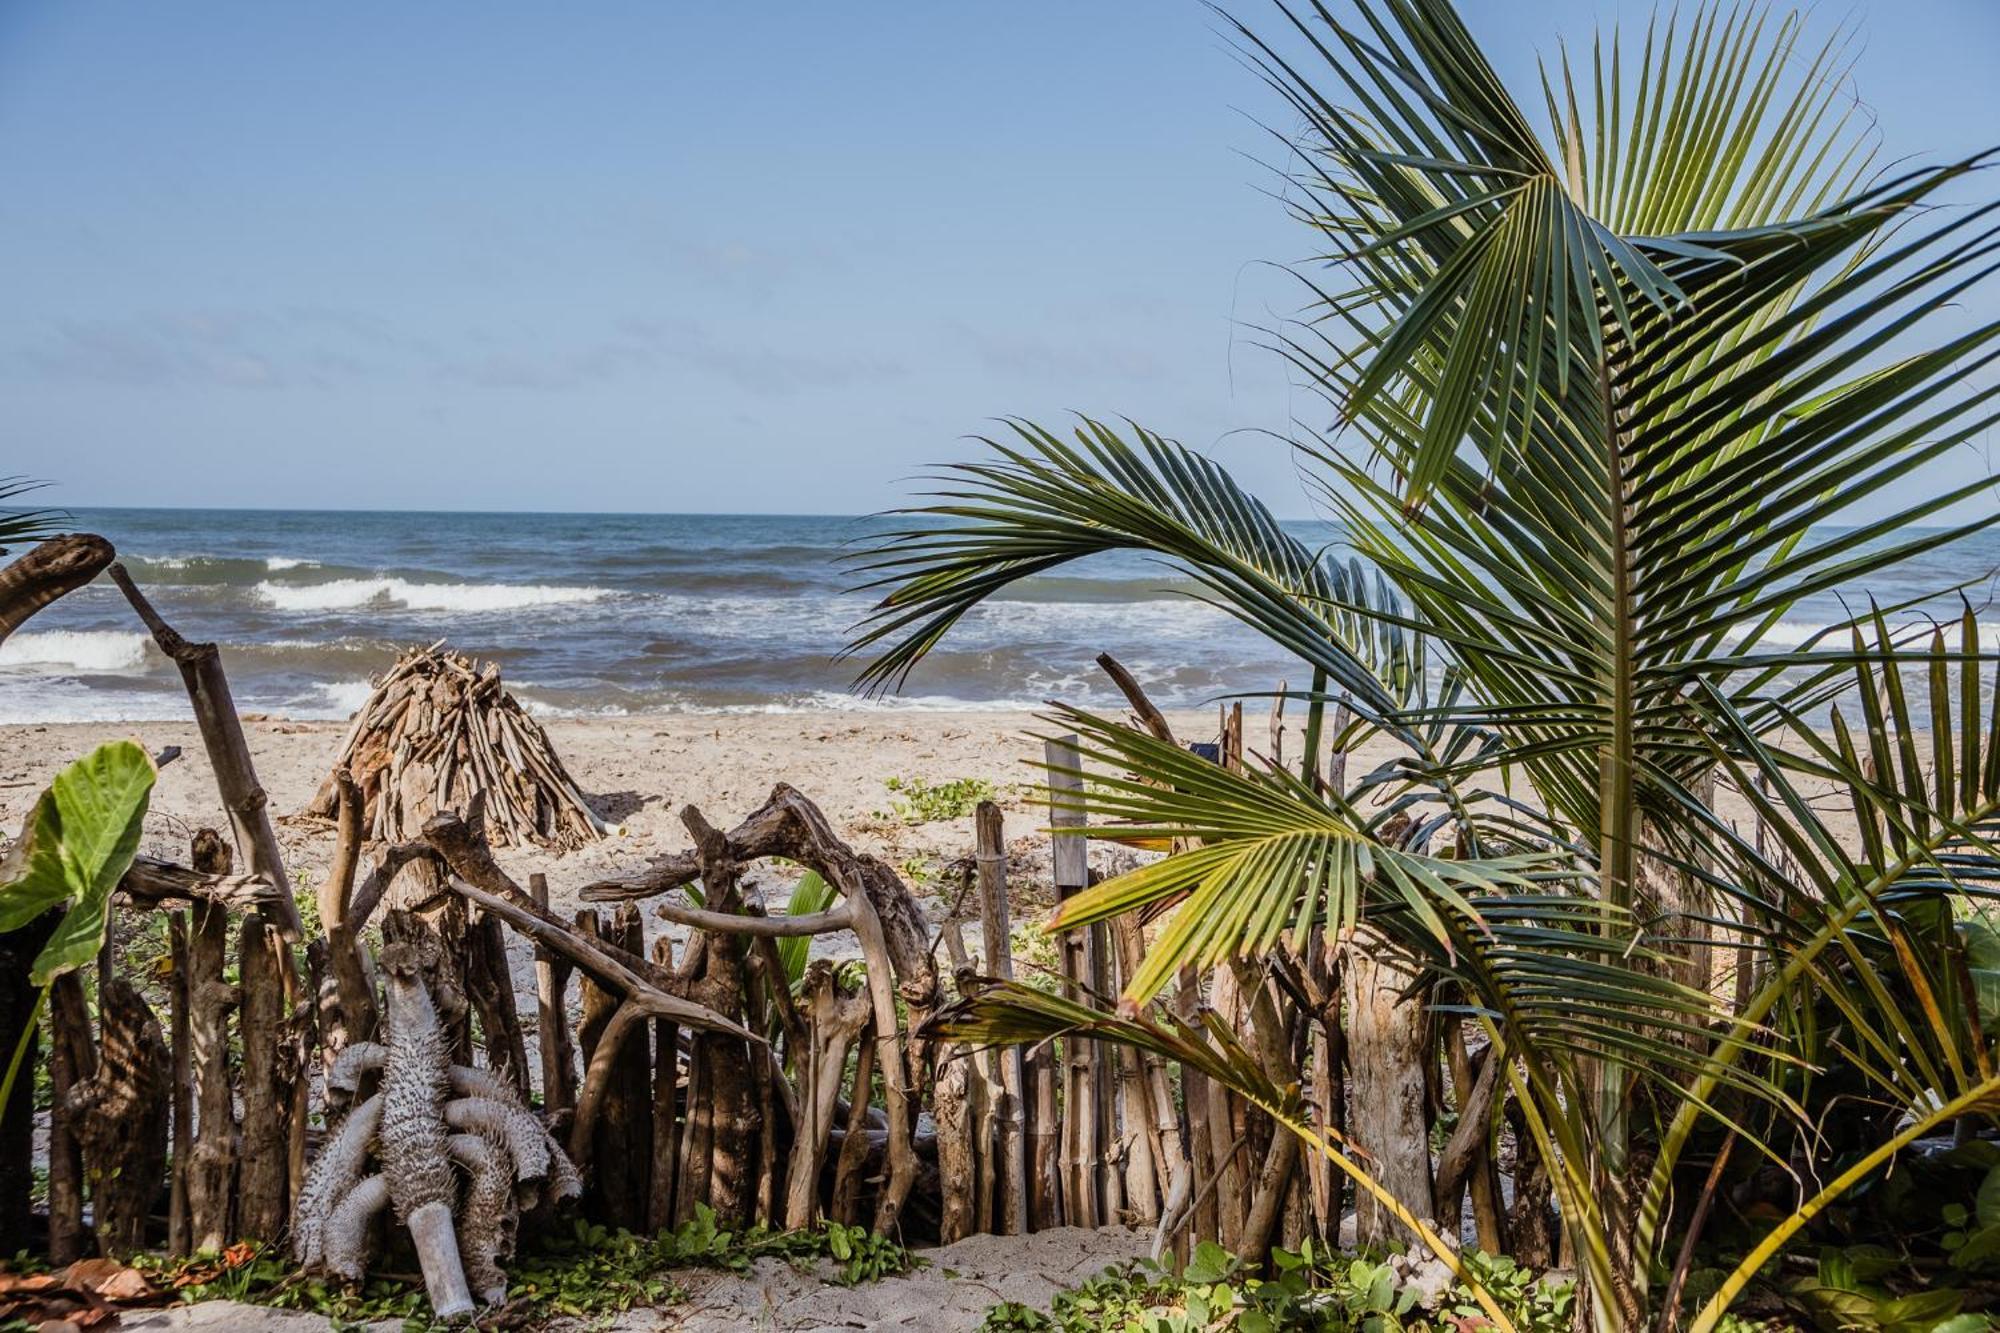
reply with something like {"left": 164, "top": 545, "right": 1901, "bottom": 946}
{"left": 1342, "top": 938, "right": 1434, "bottom": 1247}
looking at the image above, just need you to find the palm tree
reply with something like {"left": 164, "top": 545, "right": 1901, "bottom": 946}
{"left": 847, "top": 2, "right": 2000, "bottom": 1329}
{"left": 0, "top": 479, "right": 61, "bottom": 557}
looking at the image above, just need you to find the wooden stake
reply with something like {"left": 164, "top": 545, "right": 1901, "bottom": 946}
{"left": 783, "top": 961, "right": 869, "bottom": 1230}
{"left": 975, "top": 802, "right": 1028, "bottom": 1235}
{"left": 46, "top": 974, "right": 91, "bottom": 1264}
{"left": 317, "top": 768, "right": 376, "bottom": 1047}
{"left": 531, "top": 873, "right": 578, "bottom": 1117}
{"left": 933, "top": 926, "right": 978, "bottom": 1245}
{"left": 0, "top": 911, "right": 52, "bottom": 1255}
{"left": 237, "top": 913, "right": 290, "bottom": 1240}
{"left": 186, "top": 833, "right": 238, "bottom": 1252}
{"left": 465, "top": 909, "right": 530, "bottom": 1097}
{"left": 829, "top": 1022, "right": 875, "bottom": 1226}
{"left": 168, "top": 913, "right": 192, "bottom": 1256}
{"left": 648, "top": 934, "right": 683, "bottom": 1232}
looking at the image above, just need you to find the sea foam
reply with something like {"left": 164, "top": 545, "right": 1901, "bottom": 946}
{"left": 253, "top": 578, "right": 610, "bottom": 614}
{"left": 0, "top": 630, "right": 152, "bottom": 673}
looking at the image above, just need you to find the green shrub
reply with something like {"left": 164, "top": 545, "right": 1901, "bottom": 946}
{"left": 147, "top": 1207, "right": 918, "bottom": 1330}
{"left": 881, "top": 776, "right": 996, "bottom": 823}
{"left": 981, "top": 1242, "right": 1574, "bottom": 1333}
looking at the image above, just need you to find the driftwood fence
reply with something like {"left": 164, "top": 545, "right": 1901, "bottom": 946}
{"left": 0, "top": 536, "right": 1512, "bottom": 1273}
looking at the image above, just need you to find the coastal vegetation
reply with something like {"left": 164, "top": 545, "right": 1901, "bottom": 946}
{"left": 850, "top": 0, "right": 2000, "bottom": 1329}
{"left": 0, "top": 0, "right": 1996, "bottom": 1330}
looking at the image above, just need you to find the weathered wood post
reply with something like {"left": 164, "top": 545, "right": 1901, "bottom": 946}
{"left": 237, "top": 912, "right": 291, "bottom": 1240}
{"left": 975, "top": 801, "right": 1029, "bottom": 1235}
{"left": 530, "top": 872, "right": 578, "bottom": 1116}
{"left": 648, "top": 935, "right": 682, "bottom": 1232}
{"left": 1046, "top": 733, "right": 1095, "bottom": 1228}
{"left": 46, "top": 975, "right": 91, "bottom": 1263}
{"left": 0, "top": 912, "right": 54, "bottom": 1255}
{"left": 187, "top": 830, "right": 238, "bottom": 1252}
{"left": 168, "top": 913, "right": 193, "bottom": 1256}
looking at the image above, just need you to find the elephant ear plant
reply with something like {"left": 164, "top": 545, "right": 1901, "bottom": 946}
{"left": 0, "top": 741, "right": 157, "bottom": 1107}
{"left": 848, "top": 1, "right": 2000, "bottom": 1329}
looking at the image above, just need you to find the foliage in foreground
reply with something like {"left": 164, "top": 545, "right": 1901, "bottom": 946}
{"left": 850, "top": 0, "right": 2000, "bottom": 1327}
{"left": 981, "top": 1243, "right": 1577, "bottom": 1333}
{"left": 142, "top": 1208, "right": 916, "bottom": 1331}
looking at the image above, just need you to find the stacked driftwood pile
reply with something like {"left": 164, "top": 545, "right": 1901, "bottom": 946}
{"left": 306, "top": 644, "right": 604, "bottom": 853}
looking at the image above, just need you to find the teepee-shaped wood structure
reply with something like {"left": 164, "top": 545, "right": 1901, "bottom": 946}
{"left": 307, "top": 644, "right": 604, "bottom": 852}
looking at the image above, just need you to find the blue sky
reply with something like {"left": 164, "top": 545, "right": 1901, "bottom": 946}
{"left": 3, "top": 1, "right": 1996, "bottom": 517}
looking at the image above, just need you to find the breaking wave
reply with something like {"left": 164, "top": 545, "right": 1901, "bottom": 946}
{"left": 0, "top": 630, "right": 152, "bottom": 673}
{"left": 252, "top": 578, "right": 611, "bottom": 614}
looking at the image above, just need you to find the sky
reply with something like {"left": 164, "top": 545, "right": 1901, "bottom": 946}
{"left": 2, "top": 1, "right": 1997, "bottom": 518}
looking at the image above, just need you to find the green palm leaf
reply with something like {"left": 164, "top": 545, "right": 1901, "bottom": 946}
{"left": 0, "top": 478, "right": 64, "bottom": 557}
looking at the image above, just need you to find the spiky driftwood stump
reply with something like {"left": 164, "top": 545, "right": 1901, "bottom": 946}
{"left": 293, "top": 942, "right": 579, "bottom": 1316}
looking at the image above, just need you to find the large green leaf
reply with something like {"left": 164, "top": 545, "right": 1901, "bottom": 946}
{"left": 0, "top": 740, "right": 156, "bottom": 984}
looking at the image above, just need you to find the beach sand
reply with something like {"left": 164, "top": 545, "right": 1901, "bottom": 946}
{"left": 0, "top": 707, "right": 1843, "bottom": 931}
{"left": 0, "top": 709, "right": 1244, "bottom": 962}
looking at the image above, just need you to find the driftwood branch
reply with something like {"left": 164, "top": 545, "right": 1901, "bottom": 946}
{"left": 108, "top": 561, "right": 304, "bottom": 938}
{"left": 421, "top": 811, "right": 755, "bottom": 1042}
{"left": 347, "top": 841, "right": 438, "bottom": 933}
{"left": 0, "top": 534, "right": 114, "bottom": 646}
{"left": 118, "top": 856, "right": 280, "bottom": 910}
{"left": 581, "top": 784, "right": 938, "bottom": 1012}
{"left": 317, "top": 768, "right": 378, "bottom": 1045}
{"left": 652, "top": 897, "right": 853, "bottom": 938}
{"left": 1097, "top": 652, "right": 1178, "bottom": 746}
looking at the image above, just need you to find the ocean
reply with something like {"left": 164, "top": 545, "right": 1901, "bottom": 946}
{"left": 1, "top": 508, "right": 1995, "bottom": 725}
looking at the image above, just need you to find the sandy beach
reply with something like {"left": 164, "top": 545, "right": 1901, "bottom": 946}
{"left": 0, "top": 708, "right": 1239, "bottom": 943}
{"left": 0, "top": 705, "right": 1848, "bottom": 934}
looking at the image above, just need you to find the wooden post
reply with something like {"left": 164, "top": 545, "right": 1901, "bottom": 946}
{"left": 828, "top": 1024, "right": 874, "bottom": 1226}
{"left": 187, "top": 831, "right": 238, "bottom": 1252}
{"left": 0, "top": 912, "right": 53, "bottom": 1255}
{"left": 672, "top": 933, "right": 713, "bottom": 1225}
{"left": 530, "top": 873, "right": 578, "bottom": 1116}
{"left": 317, "top": 768, "right": 376, "bottom": 1047}
{"left": 466, "top": 909, "right": 530, "bottom": 1097}
{"left": 576, "top": 910, "right": 632, "bottom": 1228}
{"left": 46, "top": 974, "right": 91, "bottom": 1264}
{"left": 237, "top": 913, "right": 290, "bottom": 1240}
{"left": 785, "top": 961, "right": 869, "bottom": 1230}
{"left": 975, "top": 802, "right": 1029, "bottom": 1235}
{"left": 1112, "top": 917, "right": 1163, "bottom": 1228}
{"left": 648, "top": 935, "right": 682, "bottom": 1233}
{"left": 933, "top": 923, "right": 977, "bottom": 1244}
{"left": 67, "top": 979, "right": 171, "bottom": 1257}
{"left": 1090, "top": 913, "right": 1121, "bottom": 1225}
{"left": 168, "top": 913, "right": 193, "bottom": 1256}
{"left": 1046, "top": 734, "right": 1095, "bottom": 1228}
